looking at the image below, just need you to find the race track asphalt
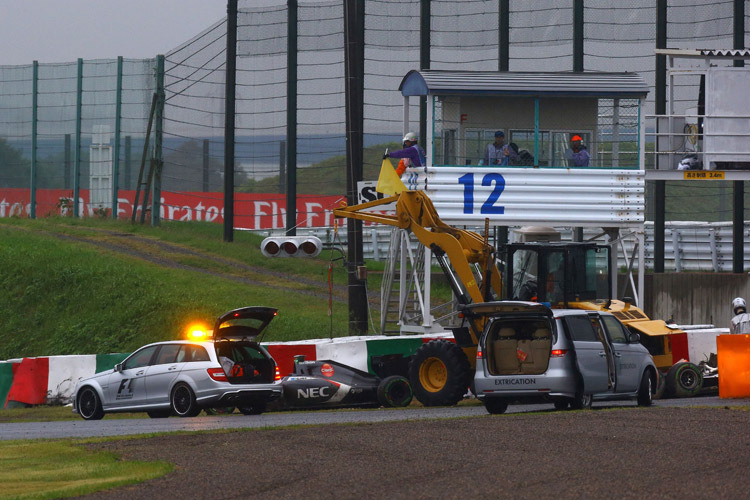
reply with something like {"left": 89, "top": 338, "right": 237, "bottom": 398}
{"left": 78, "top": 404, "right": 750, "bottom": 499}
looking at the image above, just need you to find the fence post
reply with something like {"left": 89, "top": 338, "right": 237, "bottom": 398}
{"left": 672, "top": 228, "right": 682, "bottom": 273}
{"left": 112, "top": 56, "right": 123, "bottom": 219}
{"left": 64, "top": 134, "right": 71, "bottom": 190}
{"left": 224, "top": 0, "right": 238, "bottom": 242}
{"left": 371, "top": 228, "right": 379, "bottom": 261}
{"left": 124, "top": 135, "right": 131, "bottom": 190}
{"left": 202, "top": 139, "right": 210, "bottom": 192}
{"left": 74, "top": 58, "right": 83, "bottom": 218}
{"left": 709, "top": 228, "right": 718, "bottom": 272}
{"left": 30, "top": 61, "right": 38, "bottom": 219}
{"left": 286, "top": 0, "right": 298, "bottom": 236}
{"left": 151, "top": 54, "right": 165, "bottom": 227}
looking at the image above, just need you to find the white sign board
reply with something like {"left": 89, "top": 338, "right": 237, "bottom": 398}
{"left": 407, "top": 166, "right": 645, "bottom": 227}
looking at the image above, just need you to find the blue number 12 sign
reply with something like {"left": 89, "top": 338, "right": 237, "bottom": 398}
{"left": 458, "top": 173, "right": 505, "bottom": 215}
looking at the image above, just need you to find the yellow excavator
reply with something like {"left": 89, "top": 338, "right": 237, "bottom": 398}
{"left": 334, "top": 190, "right": 686, "bottom": 406}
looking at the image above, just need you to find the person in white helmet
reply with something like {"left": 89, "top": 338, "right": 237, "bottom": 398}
{"left": 730, "top": 297, "right": 750, "bottom": 334}
{"left": 384, "top": 132, "right": 426, "bottom": 172}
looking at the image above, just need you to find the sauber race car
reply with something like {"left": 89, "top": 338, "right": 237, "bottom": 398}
{"left": 281, "top": 357, "right": 413, "bottom": 409}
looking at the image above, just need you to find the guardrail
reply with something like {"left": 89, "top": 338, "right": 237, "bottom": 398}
{"left": 258, "top": 220, "right": 749, "bottom": 272}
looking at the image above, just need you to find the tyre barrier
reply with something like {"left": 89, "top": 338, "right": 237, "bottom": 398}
{"left": 0, "top": 334, "right": 454, "bottom": 408}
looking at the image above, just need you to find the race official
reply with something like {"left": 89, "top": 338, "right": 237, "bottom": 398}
{"left": 730, "top": 297, "right": 750, "bottom": 334}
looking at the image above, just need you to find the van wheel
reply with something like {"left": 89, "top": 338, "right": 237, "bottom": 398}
{"left": 78, "top": 387, "right": 104, "bottom": 420}
{"left": 171, "top": 383, "right": 201, "bottom": 417}
{"left": 666, "top": 362, "right": 703, "bottom": 398}
{"left": 484, "top": 398, "right": 508, "bottom": 415}
{"left": 239, "top": 401, "right": 266, "bottom": 415}
{"left": 408, "top": 340, "right": 472, "bottom": 407}
{"left": 377, "top": 376, "right": 413, "bottom": 407}
{"left": 637, "top": 370, "right": 653, "bottom": 406}
{"left": 572, "top": 392, "right": 592, "bottom": 410}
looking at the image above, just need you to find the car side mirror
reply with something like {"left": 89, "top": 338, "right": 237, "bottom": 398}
{"left": 628, "top": 332, "right": 640, "bottom": 343}
{"left": 114, "top": 363, "right": 122, "bottom": 372}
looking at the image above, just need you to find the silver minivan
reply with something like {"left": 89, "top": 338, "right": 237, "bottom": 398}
{"left": 472, "top": 301, "right": 657, "bottom": 414}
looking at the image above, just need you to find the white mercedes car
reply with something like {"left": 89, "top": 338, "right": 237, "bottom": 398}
{"left": 73, "top": 307, "right": 282, "bottom": 420}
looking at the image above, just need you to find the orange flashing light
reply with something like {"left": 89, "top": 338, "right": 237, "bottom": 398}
{"left": 186, "top": 322, "right": 211, "bottom": 340}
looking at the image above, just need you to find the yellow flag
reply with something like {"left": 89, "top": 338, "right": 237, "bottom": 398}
{"left": 376, "top": 157, "right": 407, "bottom": 195}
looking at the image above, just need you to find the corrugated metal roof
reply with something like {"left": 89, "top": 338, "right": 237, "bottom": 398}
{"left": 399, "top": 70, "right": 649, "bottom": 98}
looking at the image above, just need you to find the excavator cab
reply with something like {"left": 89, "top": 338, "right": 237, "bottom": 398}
{"left": 501, "top": 242, "right": 611, "bottom": 308}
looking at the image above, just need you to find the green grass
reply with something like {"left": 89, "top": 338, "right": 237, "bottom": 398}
{"left": 0, "top": 219, "right": 353, "bottom": 358}
{"left": 0, "top": 440, "right": 172, "bottom": 500}
{"left": 0, "top": 216, "right": 454, "bottom": 359}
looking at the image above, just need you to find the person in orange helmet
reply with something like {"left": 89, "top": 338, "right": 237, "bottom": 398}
{"left": 567, "top": 134, "right": 590, "bottom": 167}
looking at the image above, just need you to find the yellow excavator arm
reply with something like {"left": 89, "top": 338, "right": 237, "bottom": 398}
{"left": 333, "top": 190, "right": 502, "bottom": 343}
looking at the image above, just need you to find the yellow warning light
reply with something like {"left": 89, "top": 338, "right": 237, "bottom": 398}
{"left": 186, "top": 323, "right": 212, "bottom": 340}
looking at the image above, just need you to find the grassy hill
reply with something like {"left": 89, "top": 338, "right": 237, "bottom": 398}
{"left": 0, "top": 217, "right": 386, "bottom": 359}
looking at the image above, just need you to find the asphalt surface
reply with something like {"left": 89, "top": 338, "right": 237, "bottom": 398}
{"left": 1, "top": 395, "right": 744, "bottom": 441}
{"left": 80, "top": 405, "right": 750, "bottom": 500}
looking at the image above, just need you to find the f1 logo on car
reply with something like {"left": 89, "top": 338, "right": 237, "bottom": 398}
{"left": 297, "top": 387, "right": 330, "bottom": 399}
{"left": 116, "top": 379, "right": 134, "bottom": 400}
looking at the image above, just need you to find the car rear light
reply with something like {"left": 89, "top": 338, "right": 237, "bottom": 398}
{"left": 274, "top": 365, "right": 281, "bottom": 381}
{"left": 550, "top": 349, "right": 568, "bottom": 357}
{"left": 207, "top": 368, "right": 228, "bottom": 381}
{"left": 476, "top": 349, "right": 483, "bottom": 359}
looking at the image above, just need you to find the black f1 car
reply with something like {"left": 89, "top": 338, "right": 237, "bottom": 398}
{"left": 280, "top": 357, "right": 413, "bottom": 409}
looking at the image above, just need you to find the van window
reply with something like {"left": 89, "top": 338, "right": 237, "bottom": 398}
{"left": 563, "top": 315, "right": 599, "bottom": 342}
{"left": 601, "top": 316, "right": 628, "bottom": 344}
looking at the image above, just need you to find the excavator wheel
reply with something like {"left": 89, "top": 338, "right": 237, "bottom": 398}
{"left": 408, "top": 340, "right": 472, "bottom": 407}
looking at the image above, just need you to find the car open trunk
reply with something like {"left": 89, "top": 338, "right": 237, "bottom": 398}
{"left": 213, "top": 306, "right": 278, "bottom": 385}
{"left": 215, "top": 341, "right": 276, "bottom": 384}
{"left": 485, "top": 317, "right": 553, "bottom": 376}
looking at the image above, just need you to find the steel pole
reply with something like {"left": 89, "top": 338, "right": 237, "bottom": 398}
{"left": 224, "top": 0, "right": 238, "bottom": 242}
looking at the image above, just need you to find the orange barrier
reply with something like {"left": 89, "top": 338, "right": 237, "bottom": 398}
{"left": 717, "top": 334, "right": 750, "bottom": 398}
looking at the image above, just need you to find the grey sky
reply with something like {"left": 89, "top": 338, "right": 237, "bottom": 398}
{"left": 0, "top": 0, "right": 227, "bottom": 66}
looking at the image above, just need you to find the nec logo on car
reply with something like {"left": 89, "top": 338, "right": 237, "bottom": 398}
{"left": 494, "top": 378, "right": 537, "bottom": 385}
{"left": 297, "top": 387, "right": 330, "bottom": 398}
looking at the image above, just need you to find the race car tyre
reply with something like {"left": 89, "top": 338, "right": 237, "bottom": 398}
{"left": 572, "top": 391, "right": 592, "bottom": 410}
{"left": 553, "top": 400, "right": 569, "bottom": 411}
{"left": 408, "top": 340, "right": 472, "bottom": 407}
{"left": 146, "top": 410, "right": 171, "bottom": 418}
{"left": 484, "top": 398, "right": 509, "bottom": 415}
{"left": 78, "top": 386, "right": 104, "bottom": 420}
{"left": 204, "top": 407, "right": 235, "bottom": 416}
{"left": 238, "top": 401, "right": 267, "bottom": 415}
{"left": 377, "top": 375, "right": 413, "bottom": 407}
{"left": 171, "top": 383, "right": 201, "bottom": 417}
{"left": 666, "top": 362, "right": 703, "bottom": 398}
{"left": 653, "top": 371, "right": 667, "bottom": 400}
{"left": 637, "top": 370, "right": 654, "bottom": 406}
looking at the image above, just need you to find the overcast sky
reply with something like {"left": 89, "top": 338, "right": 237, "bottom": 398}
{"left": 0, "top": 0, "right": 228, "bottom": 65}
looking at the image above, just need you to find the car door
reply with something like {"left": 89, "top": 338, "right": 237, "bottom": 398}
{"left": 562, "top": 315, "right": 610, "bottom": 394}
{"left": 600, "top": 315, "right": 641, "bottom": 393}
{"left": 105, "top": 345, "right": 157, "bottom": 409}
{"left": 143, "top": 344, "right": 185, "bottom": 405}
